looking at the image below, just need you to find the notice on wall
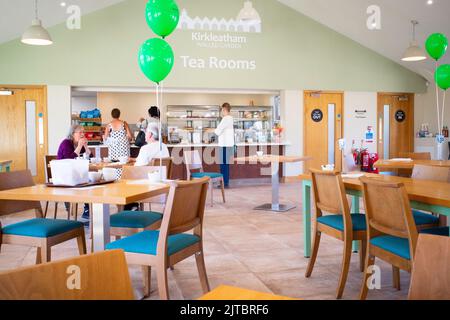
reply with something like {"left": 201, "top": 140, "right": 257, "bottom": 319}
{"left": 365, "top": 126, "right": 374, "bottom": 143}
{"left": 395, "top": 110, "right": 406, "bottom": 123}
{"left": 355, "top": 109, "right": 367, "bottom": 119}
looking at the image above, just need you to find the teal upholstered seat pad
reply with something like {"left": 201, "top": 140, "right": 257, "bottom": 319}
{"left": 370, "top": 227, "right": 449, "bottom": 260}
{"left": 110, "top": 211, "right": 162, "bottom": 229}
{"left": 106, "top": 230, "right": 200, "bottom": 256}
{"left": 191, "top": 172, "right": 223, "bottom": 179}
{"left": 412, "top": 210, "right": 439, "bottom": 225}
{"left": 317, "top": 214, "right": 367, "bottom": 231}
{"left": 2, "top": 218, "right": 83, "bottom": 238}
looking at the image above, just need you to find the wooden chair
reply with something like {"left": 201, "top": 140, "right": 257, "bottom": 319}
{"left": 43, "top": 155, "right": 59, "bottom": 219}
{"left": 359, "top": 177, "right": 447, "bottom": 299}
{"left": 397, "top": 152, "right": 431, "bottom": 177}
{"left": 408, "top": 234, "right": 450, "bottom": 300}
{"left": 0, "top": 170, "right": 86, "bottom": 264}
{"left": 0, "top": 250, "right": 134, "bottom": 300}
{"left": 305, "top": 169, "right": 367, "bottom": 299}
{"left": 106, "top": 177, "right": 211, "bottom": 300}
{"left": 151, "top": 157, "right": 173, "bottom": 180}
{"left": 184, "top": 150, "right": 225, "bottom": 207}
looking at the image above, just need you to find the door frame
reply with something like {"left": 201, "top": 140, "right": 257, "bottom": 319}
{"left": 377, "top": 92, "right": 414, "bottom": 159}
{"left": 0, "top": 85, "right": 48, "bottom": 183}
{"left": 303, "top": 90, "right": 344, "bottom": 171}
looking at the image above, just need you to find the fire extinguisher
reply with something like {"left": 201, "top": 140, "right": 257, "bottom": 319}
{"left": 368, "top": 153, "right": 379, "bottom": 174}
{"left": 361, "top": 148, "right": 370, "bottom": 172}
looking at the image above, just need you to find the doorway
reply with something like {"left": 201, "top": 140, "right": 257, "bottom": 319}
{"left": 304, "top": 91, "right": 343, "bottom": 172}
{"left": 0, "top": 86, "right": 48, "bottom": 183}
{"left": 377, "top": 93, "right": 414, "bottom": 159}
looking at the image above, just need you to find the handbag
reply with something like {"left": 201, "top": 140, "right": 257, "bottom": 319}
{"left": 134, "top": 130, "right": 147, "bottom": 147}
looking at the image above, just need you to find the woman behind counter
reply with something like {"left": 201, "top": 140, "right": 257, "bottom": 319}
{"left": 215, "top": 103, "right": 235, "bottom": 188}
{"left": 57, "top": 124, "right": 92, "bottom": 220}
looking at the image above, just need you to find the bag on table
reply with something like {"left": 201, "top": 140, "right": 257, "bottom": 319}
{"left": 50, "top": 159, "right": 89, "bottom": 186}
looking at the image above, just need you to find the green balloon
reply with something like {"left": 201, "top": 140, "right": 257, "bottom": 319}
{"left": 435, "top": 64, "right": 450, "bottom": 90}
{"left": 425, "top": 33, "right": 448, "bottom": 61}
{"left": 146, "top": 0, "right": 180, "bottom": 38}
{"left": 138, "top": 38, "right": 174, "bottom": 84}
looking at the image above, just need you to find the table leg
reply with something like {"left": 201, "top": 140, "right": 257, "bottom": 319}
{"left": 254, "top": 162, "right": 296, "bottom": 212}
{"left": 302, "top": 180, "right": 311, "bottom": 258}
{"left": 351, "top": 195, "right": 360, "bottom": 253}
{"left": 92, "top": 203, "right": 110, "bottom": 252}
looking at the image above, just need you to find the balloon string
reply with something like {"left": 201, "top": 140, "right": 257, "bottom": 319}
{"left": 159, "top": 82, "right": 164, "bottom": 179}
{"left": 435, "top": 60, "right": 441, "bottom": 136}
{"left": 442, "top": 90, "right": 446, "bottom": 134}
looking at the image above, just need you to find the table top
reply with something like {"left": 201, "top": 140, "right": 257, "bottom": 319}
{"left": 0, "top": 160, "right": 12, "bottom": 166}
{"left": 89, "top": 161, "right": 132, "bottom": 171}
{"left": 233, "top": 155, "right": 312, "bottom": 164}
{"left": 199, "top": 285, "right": 297, "bottom": 300}
{"left": 375, "top": 159, "right": 450, "bottom": 170}
{"left": 0, "top": 180, "right": 169, "bottom": 205}
{"left": 299, "top": 172, "right": 450, "bottom": 208}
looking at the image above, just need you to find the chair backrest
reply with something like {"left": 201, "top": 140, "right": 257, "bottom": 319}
{"left": 0, "top": 250, "right": 134, "bottom": 300}
{"left": 121, "top": 166, "right": 167, "bottom": 180}
{"left": 409, "top": 234, "right": 450, "bottom": 300}
{"left": 156, "top": 177, "right": 209, "bottom": 255}
{"left": 399, "top": 152, "right": 431, "bottom": 160}
{"left": 150, "top": 157, "right": 173, "bottom": 180}
{"left": 0, "top": 170, "right": 42, "bottom": 216}
{"left": 411, "top": 164, "right": 450, "bottom": 183}
{"left": 310, "top": 169, "right": 352, "bottom": 229}
{"left": 44, "top": 155, "right": 58, "bottom": 182}
{"left": 360, "top": 177, "right": 419, "bottom": 257}
{"left": 184, "top": 150, "right": 203, "bottom": 177}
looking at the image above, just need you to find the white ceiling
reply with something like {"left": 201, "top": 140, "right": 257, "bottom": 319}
{"left": 0, "top": 0, "right": 125, "bottom": 44}
{"left": 278, "top": 0, "right": 450, "bottom": 82}
{"left": 1, "top": 0, "right": 449, "bottom": 82}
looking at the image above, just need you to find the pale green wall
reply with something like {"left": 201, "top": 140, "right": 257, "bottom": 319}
{"left": 0, "top": 0, "right": 426, "bottom": 92}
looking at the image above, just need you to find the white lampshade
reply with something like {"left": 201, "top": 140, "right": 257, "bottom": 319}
{"left": 402, "top": 41, "right": 427, "bottom": 61}
{"left": 237, "top": 1, "right": 261, "bottom": 23}
{"left": 21, "top": 19, "right": 53, "bottom": 46}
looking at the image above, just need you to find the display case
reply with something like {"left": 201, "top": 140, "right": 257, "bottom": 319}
{"left": 231, "top": 106, "right": 274, "bottom": 144}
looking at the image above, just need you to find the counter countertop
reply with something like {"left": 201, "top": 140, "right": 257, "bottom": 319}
{"left": 167, "top": 142, "right": 291, "bottom": 148}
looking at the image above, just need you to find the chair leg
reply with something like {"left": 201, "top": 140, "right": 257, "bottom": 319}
{"left": 156, "top": 262, "right": 169, "bottom": 300}
{"left": 359, "top": 252, "right": 376, "bottom": 300}
{"left": 54, "top": 202, "right": 58, "bottom": 219}
{"left": 392, "top": 266, "right": 401, "bottom": 290}
{"left": 359, "top": 240, "right": 366, "bottom": 272}
{"left": 74, "top": 204, "right": 78, "bottom": 221}
{"left": 142, "top": 266, "right": 152, "bottom": 298}
{"left": 336, "top": 237, "right": 353, "bottom": 299}
{"left": 209, "top": 180, "right": 214, "bottom": 207}
{"left": 35, "top": 247, "right": 42, "bottom": 264}
{"left": 41, "top": 244, "right": 51, "bottom": 263}
{"left": 44, "top": 202, "right": 49, "bottom": 218}
{"left": 76, "top": 230, "right": 87, "bottom": 255}
{"left": 220, "top": 178, "right": 226, "bottom": 203}
{"left": 305, "top": 229, "right": 321, "bottom": 277}
{"left": 195, "top": 251, "right": 211, "bottom": 293}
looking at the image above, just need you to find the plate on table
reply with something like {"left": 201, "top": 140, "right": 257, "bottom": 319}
{"left": 45, "top": 180, "right": 116, "bottom": 188}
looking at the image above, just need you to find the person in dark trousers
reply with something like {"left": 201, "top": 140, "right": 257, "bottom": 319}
{"left": 214, "top": 103, "right": 235, "bottom": 188}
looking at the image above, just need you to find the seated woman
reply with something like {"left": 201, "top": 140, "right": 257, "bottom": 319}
{"left": 134, "top": 123, "right": 170, "bottom": 166}
{"left": 57, "top": 124, "right": 92, "bottom": 220}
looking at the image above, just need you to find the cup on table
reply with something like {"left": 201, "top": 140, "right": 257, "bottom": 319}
{"left": 103, "top": 157, "right": 111, "bottom": 163}
{"left": 102, "top": 168, "right": 117, "bottom": 181}
{"left": 118, "top": 156, "right": 129, "bottom": 164}
{"left": 256, "top": 151, "right": 264, "bottom": 157}
{"left": 88, "top": 172, "right": 102, "bottom": 183}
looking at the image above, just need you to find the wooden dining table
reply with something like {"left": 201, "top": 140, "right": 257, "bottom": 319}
{"left": 234, "top": 155, "right": 312, "bottom": 212}
{"left": 375, "top": 159, "right": 450, "bottom": 171}
{"left": 300, "top": 173, "right": 450, "bottom": 258}
{"left": 0, "top": 180, "right": 169, "bottom": 251}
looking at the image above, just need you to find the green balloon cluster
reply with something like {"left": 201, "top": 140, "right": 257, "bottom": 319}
{"left": 138, "top": 0, "right": 180, "bottom": 84}
{"left": 425, "top": 33, "right": 448, "bottom": 61}
{"left": 435, "top": 64, "right": 450, "bottom": 91}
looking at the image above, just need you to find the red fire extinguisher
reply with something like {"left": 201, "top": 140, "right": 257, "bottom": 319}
{"left": 361, "top": 148, "right": 370, "bottom": 172}
{"left": 368, "top": 153, "right": 379, "bottom": 174}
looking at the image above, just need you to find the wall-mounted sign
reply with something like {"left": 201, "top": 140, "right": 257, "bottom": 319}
{"left": 311, "top": 109, "right": 323, "bottom": 122}
{"left": 365, "top": 126, "right": 374, "bottom": 143}
{"left": 395, "top": 110, "right": 406, "bottom": 123}
{"left": 355, "top": 109, "right": 367, "bottom": 119}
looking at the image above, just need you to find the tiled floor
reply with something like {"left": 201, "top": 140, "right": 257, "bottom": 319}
{"left": 0, "top": 182, "right": 411, "bottom": 300}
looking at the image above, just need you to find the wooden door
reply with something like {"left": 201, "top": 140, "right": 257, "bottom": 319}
{"left": 377, "top": 93, "right": 414, "bottom": 159}
{"left": 304, "top": 91, "right": 343, "bottom": 171}
{"left": 0, "top": 86, "right": 48, "bottom": 182}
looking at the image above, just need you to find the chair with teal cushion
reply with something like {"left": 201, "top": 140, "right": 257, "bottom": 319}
{"left": 412, "top": 210, "right": 439, "bottom": 228}
{"left": 305, "top": 170, "right": 367, "bottom": 299}
{"left": 359, "top": 177, "right": 440, "bottom": 300}
{"left": 0, "top": 170, "right": 86, "bottom": 264}
{"left": 106, "top": 177, "right": 211, "bottom": 300}
{"left": 184, "top": 150, "right": 225, "bottom": 207}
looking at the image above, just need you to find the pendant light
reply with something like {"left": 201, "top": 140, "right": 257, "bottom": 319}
{"left": 21, "top": 0, "right": 53, "bottom": 46}
{"left": 237, "top": 1, "right": 261, "bottom": 24}
{"left": 401, "top": 20, "right": 426, "bottom": 62}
